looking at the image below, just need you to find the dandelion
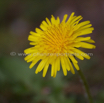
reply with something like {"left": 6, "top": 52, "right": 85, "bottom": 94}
{"left": 24, "top": 12, "right": 95, "bottom": 77}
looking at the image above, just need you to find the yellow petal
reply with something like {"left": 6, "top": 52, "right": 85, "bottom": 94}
{"left": 43, "top": 63, "right": 49, "bottom": 77}
{"left": 62, "top": 14, "right": 68, "bottom": 23}
{"left": 40, "top": 21, "right": 49, "bottom": 30}
{"left": 60, "top": 56, "right": 67, "bottom": 76}
{"left": 73, "top": 63, "right": 80, "bottom": 70}
{"left": 72, "top": 48, "right": 90, "bottom": 59}
{"left": 51, "top": 60, "right": 55, "bottom": 77}
{"left": 46, "top": 17, "right": 51, "bottom": 25}
{"left": 67, "top": 12, "right": 75, "bottom": 24}
{"left": 77, "top": 42, "right": 96, "bottom": 49}
{"left": 24, "top": 54, "right": 33, "bottom": 61}
{"left": 42, "top": 20, "right": 48, "bottom": 27}
{"left": 70, "top": 15, "right": 82, "bottom": 26}
{"left": 56, "top": 17, "right": 60, "bottom": 24}
{"left": 77, "top": 24, "right": 92, "bottom": 31}
{"left": 64, "top": 57, "right": 70, "bottom": 71}
{"left": 66, "top": 57, "right": 75, "bottom": 74}
{"left": 69, "top": 43, "right": 81, "bottom": 48}
{"left": 35, "top": 28, "right": 43, "bottom": 34}
{"left": 70, "top": 48, "right": 84, "bottom": 60}
{"left": 27, "top": 55, "right": 37, "bottom": 63}
{"left": 28, "top": 35, "right": 39, "bottom": 42}
{"left": 69, "top": 55, "right": 78, "bottom": 63}
{"left": 29, "top": 56, "right": 41, "bottom": 69}
{"left": 56, "top": 56, "right": 60, "bottom": 71}
{"left": 74, "top": 54, "right": 84, "bottom": 60}
{"left": 24, "top": 47, "right": 37, "bottom": 54}
{"left": 30, "top": 31, "right": 40, "bottom": 36}
{"left": 40, "top": 24, "right": 47, "bottom": 30}
{"left": 35, "top": 57, "right": 48, "bottom": 74}
{"left": 74, "top": 27, "right": 94, "bottom": 37}
{"left": 30, "top": 42, "right": 37, "bottom": 45}
{"left": 51, "top": 15, "right": 56, "bottom": 25}
{"left": 86, "top": 39, "right": 95, "bottom": 43}
{"left": 74, "top": 37, "right": 91, "bottom": 42}
{"left": 77, "top": 21, "right": 90, "bottom": 28}
{"left": 70, "top": 50, "right": 84, "bottom": 60}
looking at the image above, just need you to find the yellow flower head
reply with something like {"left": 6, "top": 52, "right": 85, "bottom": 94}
{"left": 24, "top": 12, "right": 95, "bottom": 77}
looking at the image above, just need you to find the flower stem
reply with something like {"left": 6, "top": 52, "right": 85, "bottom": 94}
{"left": 78, "top": 69, "right": 93, "bottom": 103}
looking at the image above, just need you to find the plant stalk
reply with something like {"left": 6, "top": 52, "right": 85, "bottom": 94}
{"left": 78, "top": 69, "right": 93, "bottom": 103}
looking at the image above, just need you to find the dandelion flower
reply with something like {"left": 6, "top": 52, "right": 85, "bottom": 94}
{"left": 24, "top": 12, "right": 95, "bottom": 77}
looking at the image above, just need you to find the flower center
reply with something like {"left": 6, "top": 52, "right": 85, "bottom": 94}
{"left": 42, "top": 25, "right": 70, "bottom": 54}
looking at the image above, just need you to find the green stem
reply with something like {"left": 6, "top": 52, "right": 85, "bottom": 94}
{"left": 78, "top": 69, "right": 93, "bottom": 103}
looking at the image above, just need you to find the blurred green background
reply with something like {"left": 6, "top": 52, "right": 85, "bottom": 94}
{"left": 0, "top": 0, "right": 104, "bottom": 103}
